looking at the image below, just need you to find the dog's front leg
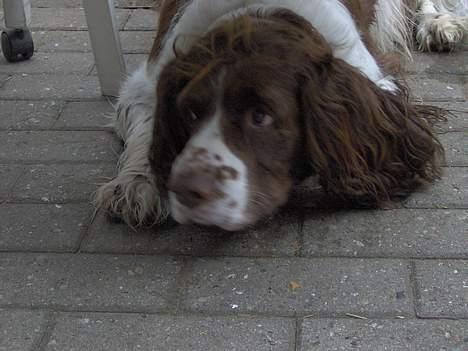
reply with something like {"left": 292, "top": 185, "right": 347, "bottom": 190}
{"left": 94, "top": 63, "right": 169, "bottom": 227}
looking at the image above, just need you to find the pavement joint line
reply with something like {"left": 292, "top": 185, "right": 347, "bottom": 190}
{"left": 0, "top": 303, "right": 418, "bottom": 320}
{"left": 409, "top": 261, "right": 423, "bottom": 319}
{"left": 1, "top": 305, "right": 467, "bottom": 322}
{"left": 33, "top": 311, "right": 57, "bottom": 351}
{"left": 293, "top": 318, "right": 302, "bottom": 351}
{"left": 0, "top": 251, "right": 467, "bottom": 261}
{"left": 73, "top": 207, "right": 99, "bottom": 254}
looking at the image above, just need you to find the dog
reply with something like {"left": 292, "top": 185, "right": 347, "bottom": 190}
{"left": 95, "top": 0, "right": 466, "bottom": 231}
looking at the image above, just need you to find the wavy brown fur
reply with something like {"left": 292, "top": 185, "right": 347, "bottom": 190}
{"left": 150, "top": 11, "right": 445, "bottom": 207}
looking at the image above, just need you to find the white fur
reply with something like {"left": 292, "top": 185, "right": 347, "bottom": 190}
{"left": 415, "top": 0, "right": 467, "bottom": 51}
{"left": 170, "top": 110, "right": 249, "bottom": 231}
{"left": 94, "top": 62, "right": 169, "bottom": 226}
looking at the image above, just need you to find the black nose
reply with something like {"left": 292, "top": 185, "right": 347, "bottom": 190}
{"left": 168, "top": 169, "right": 221, "bottom": 208}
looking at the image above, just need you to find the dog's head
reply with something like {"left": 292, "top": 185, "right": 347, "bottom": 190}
{"left": 150, "top": 11, "right": 443, "bottom": 231}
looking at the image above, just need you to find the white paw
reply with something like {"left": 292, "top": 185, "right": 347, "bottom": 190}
{"left": 94, "top": 175, "right": 169, "bottom": 227}
{"left": 416, "top": 14, "right": 467, "bottom": 51}
{"left": 376, "top": 76, "right": 398, "bottom": 93}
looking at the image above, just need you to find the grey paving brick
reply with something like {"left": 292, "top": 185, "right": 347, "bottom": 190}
{"left": 439, "top": 132, "right": 467, "bottom": 166}
{"left": 183, "top": 258, "right": 412, "bottom": 317}
{"left": 0, "top": 165, "right": 24, "bottom": 199}
{"left": 0, "top": 74, "right": 101, "bottom": 99}
{"left": 0, "top": 309, "right": 47, "bottom": 351}
{"left": 407, "top": 74, "right": 466, "bottom": 102}
{"left": 432, "top": 101, "right": 468, "bottom": 132}
{"left": 0, "top": 204, "right": 91, "bottom": 251}
{"left": 406, "top": 51, "right": 468, "bottom": 75}
{"left": 45, "top": 313, "right": 293, "bottom": 351}
{"left": 32, "top": 30, "right": 91, "bottom": 52}
{"left": 300, "top": 319, "right": 468, "bottom": 351}
{"left": 404, "top": 167, "right": 468, "bottom": 209}
{"left": 114, "top": 0, "right": 156, "bottom": 7}
{"left": 83, "top": 210, "right": 302, "bottom": 257}
{"left": 414, "top": 260, "right": 468, "bottom": 318}
{"left": 120, "top": 31, "right": 155, "bottom": 53}
{"left": 302, "top": 209, "right": 468, "bottom": 258}
{"left": 0, "top": 253, "right": 182, "bottom": 311}
{"left": 54, "top": 101, "right": 114, "bottom": 129}
{"left": 0, "top": 100, "right": 62, "bottom": 130}
{"left": 124, "top": 9, "right": 158, "bottom": 30}
{"left": 92, "top": 54, "right": 147, "bottom": 75}
{"left": 11, "top": 163, "right": 115, "bottom": 202}
{"left": 0, "top": 131, "right": 120, "bottom": 162}
{"left": 0, "top": 52, "right": 94, "bottom": 74}
{"left": 0, "top": 74, "right": 10, "bottom": 88}
{"left": 32, "top": 0, "right": 83, "bottom": 7}
{"left": 30, "top": 8, "right": 131, "bottom": 31}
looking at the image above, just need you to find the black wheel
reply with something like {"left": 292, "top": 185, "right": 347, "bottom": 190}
{"left": 1, "top": 28, "right": 34, "bottom": 63}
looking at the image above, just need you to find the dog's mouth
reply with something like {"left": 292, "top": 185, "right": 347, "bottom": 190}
{"left": 168, "top": 192, "right": 252, "bottom": 231}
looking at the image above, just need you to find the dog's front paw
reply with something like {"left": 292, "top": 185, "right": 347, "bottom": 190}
{"left": 94, "top": 175, "right": 169, "bottom": 227}
{"left": 416, "top": 14, "right": 467, "bottom": 51}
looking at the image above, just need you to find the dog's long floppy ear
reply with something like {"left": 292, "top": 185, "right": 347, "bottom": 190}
{"left": 299, "top": 57, "right": 445, "bottom": 203}
{"left": 149, "top": 62, "right": 193, "bottom": 192}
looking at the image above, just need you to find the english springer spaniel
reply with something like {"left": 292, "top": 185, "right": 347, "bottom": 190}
{"left": 95, "top": 0, "right": 467, "bottom": 230}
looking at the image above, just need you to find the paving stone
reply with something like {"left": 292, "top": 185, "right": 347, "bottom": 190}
{"left": 404, "top": 167, "right": 468, "bottom": 209}
{"left": 406, "top": 51, "right": 468, "bottom": 75}
{"left": 120, "top": 31, "right": 155, "bottom": 53}
{"left": 302, "top": 209, "right": 468, "bottom": 258}
{"left": 114, "top": 0, "right": 156, "bottom": 7}
{"left": 414, "top": 260, "right": 468, "bottom": 318}
{"left": 83, "top": 210, "right": 302, "bottom": 257}
{"left": 0, "top": 52, "right": 94, "bottom": 74}
{"left": 0, "top": 74, "right": 11, "bottom": 88}
{"left": 431, "top": 101, "right": 468, "bottom": 132}
{"left": 0, "top": 165, "right": 24, "bottom": 199}
{"left": 0, "top": 74, "right": 101, "bottom": 99}
{"left": 30, "top": 8, "right": 131, "bottom": 31}
{"left": 407, "top": 74, "right": 466, "bottom": 102}
{"left": 92, "top": 54, "right": 147, "bottom": 75}
{"left": 45, "top": 313, "right": 293, "bottom": 351}
{"left": 54, "top": 101, "right": 114, "bottom": 129}
{"left": 0, "top": 204, "right": 91, "bottom": 251}
{"left": 300, "top": 318, "right": 468, "bottom": 351}
{"left": 0, "top": 100, "right": 62, "bottom": 130}
{"left": 183, "top": 258, "right": 412, "bottom": 317}
{"left": 439, "top": 132, "right": 467, "bottom": 166}
{"left": 11, "top": 163, "right": 115, "bottom": 202}
{"left": 125, "top": 9, "right": 158, "bottom": 30}
{"left": 0, "top": 131, "right": 120, "bottom": 162}
{"left": 32, "top": 31, "right": 91, "bottom": 52}
{"left": 0, "top": 253, "right": 182, "bottom": 311}
{"left": 32, "top": 0, "right": 83, "bottom": 7}
{"left": 0, "top": 309, "right": 47, "bottom": 351}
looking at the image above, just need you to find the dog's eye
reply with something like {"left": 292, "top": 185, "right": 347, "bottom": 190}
{"left": 250, "top": 109, "right": 273, "bottom": 127}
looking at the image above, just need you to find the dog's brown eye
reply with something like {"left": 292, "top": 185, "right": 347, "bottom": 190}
{"left": 250, "top": 109, "right": 273, "bottom": 127}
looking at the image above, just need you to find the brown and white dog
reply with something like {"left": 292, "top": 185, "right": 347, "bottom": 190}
{"left": 95, "top": 0, "right": 467, "bottom": 230}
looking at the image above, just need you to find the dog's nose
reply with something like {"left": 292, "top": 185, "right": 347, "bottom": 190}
{"left": 168, "top": 169, "right": 221, "bottom": 208}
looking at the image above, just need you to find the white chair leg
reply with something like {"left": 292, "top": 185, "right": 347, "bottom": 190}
{"left": 83, "top": 0, "right": 126, "bottom": 97}
{"left": 3, "top": 0, "right": 31, "bottom": 29}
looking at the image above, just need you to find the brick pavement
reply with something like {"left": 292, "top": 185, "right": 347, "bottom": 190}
{"left": 0, "top": 1, "right": 466, "bottom": 350}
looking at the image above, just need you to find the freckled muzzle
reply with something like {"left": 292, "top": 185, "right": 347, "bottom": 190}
{"left": 167, "top": 120, "right": 250, "bottom": 231}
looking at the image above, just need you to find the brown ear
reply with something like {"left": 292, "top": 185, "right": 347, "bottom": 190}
{"left": 149, "top": 62, "right": 193, "bottom": 193}
{"left": 300, "top": 58, "right": 444, "bottom": 204}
